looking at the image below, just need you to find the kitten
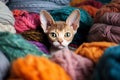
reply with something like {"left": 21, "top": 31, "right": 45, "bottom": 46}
{"left": 40, "top": 9, "right": 80, "bottom": 54}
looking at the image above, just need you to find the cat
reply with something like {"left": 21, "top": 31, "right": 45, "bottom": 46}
{"left": 40, "top": 9, "right": 80, "bottom": 54}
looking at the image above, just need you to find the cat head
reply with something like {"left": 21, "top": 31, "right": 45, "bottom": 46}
{"left": 40, "top": 9, "right": 80, "bottom": 49}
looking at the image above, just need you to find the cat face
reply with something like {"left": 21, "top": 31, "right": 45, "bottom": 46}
{"left": 40, "top": 10, "right": 80, "bottom": 49}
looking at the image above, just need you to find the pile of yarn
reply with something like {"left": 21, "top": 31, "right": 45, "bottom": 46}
{"left": 12, "top": 9, "right": 40, "bottom": 33}
{"left": 93, "top": 45, "right": 120, "bottom": 80}
{"left": 0, "top": 32, "right": 48, "bottom": 62}
{"left": 75, "top": 42, "right": 117, "bottom": 63}
{"left": 7, "top": 0, "right": 71, "bottom": 13}
{"left": 0, "top": 1, "right": 16, "bottom": 33}
{"left": 51, "top": 48, "right": 94, "bottom": 80}
{"left": 50, "top": 6, "right": 93, "bottom": 48}
{"left": 9, "top": 55, "right": 71, "bottom": 80}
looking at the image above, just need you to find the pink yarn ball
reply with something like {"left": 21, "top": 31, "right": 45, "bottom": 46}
{"left": 13, "top": 10, "right": 40, "bottom": 33}
{"left": 50, "top": 48, "right": 94, "bottom": 80}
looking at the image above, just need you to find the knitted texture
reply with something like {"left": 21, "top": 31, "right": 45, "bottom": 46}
{"left": 7, "top": 0, "right": 70, "bottom": 13}
{"left": 51, "top": 48, "right": 94, "bottom": 80}
{"left": 50, "top": 7, "right": 93, "bottom": 48}
{"left": 0, "top": 1, "right": 16, "bottom": 33}
{"left": 75, "top": 42, "right": 117, "bottom": 63}
{"left": 9, "top": 55, "right": 71, "bottom": 80}
{"left": 12, "top": 9, "right": 40, "bottom": 33}
{"left": 0, "top": 32, "right": 48, "bottom": 62}
{"left": 29, "top": 41, "right": 50, "bottom": 54}
{"left": 0, "top": 51, "right": 10, "bottom": 80}
{"left": 93, "top": 45, "right": 120, "bottom": 80}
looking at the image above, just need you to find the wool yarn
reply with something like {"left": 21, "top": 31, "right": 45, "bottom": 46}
{"left": 9, "top": 55, "right": 71, "bottom": 80}
{"left": 12, "top": 9, "right": 40, "bottom": 33}
{"left": 29, "top": 41, "right": 50, "bottom": 54}
{"left": 7, "top": 0, "right": 70, "bottom": 13}
{"left": 88, "top": 23, "right": 120, "bottom": 43}
{"left": 96, "top": 0, "right": 112, "bottom": 4}
{"left": 0, "top": 51, "right": 10, "bottom": 80}
{"left": 70, "top": 0, "right": 86, "bottom": 6}
{"left": 75, "top": 42, "right": 117, "bottom": 63}
{"left": 0, "top": 32, "right": 48, "bottom": 62}
{"left": 0, "top": 0, "right": 9, "bottom": 4}
{"left": 51, "top": 48, "right": 94, "bottom": 80}
{"left": 99, "top": 12, "right": 120, "bottom": 26}
{"left": 94, "top": 2, "right": 120, "bottom": 22}
{"left": 75, "top": 0, "right": 103, "bottom": 9}
{"left": 0, "top": 1, "right": 16, "bottom": 33}
{"left": 79, "top": 5, "right": 98, "bottom": 18}
{"left": 50, "top": 7, "right": 93, "bottom": 48}
{"left": 92, "top": 45, "right": 120, "bottom": 80}
{"left": 21, "top": 29, "right": 50, "bottom": 48}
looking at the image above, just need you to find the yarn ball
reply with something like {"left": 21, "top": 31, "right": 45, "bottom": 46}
{"left": 75, "top": 0, "right": 103, "bottom": 9}
{"left": 50, "top": 6, "right": 93, "bottom": 48}
{"left": 29, "top": 41, "right": 50, "bottom": 54}
{"left": 0, "top": 1, "right": 16, "bottom": 33}
{"left": 88, "top": 23, "right": 120, "bottom": 43}
{"left": 7, "top": 0, "right": 70, "bottom": 13}
{"left": 94, "top": 2, "right": 120, "bottom": 22}
{"left": 0, "top": 32, "right": 48, "bottom": 62}
{"left": 51, "top": 48, "right": 94, "bottom": 80}
{"left": 0, "top": 51, "right": 10, "bottom": 80}
{"left": 92, "top": 45, "right": 120, "bottom": 80}
{"left": 9, "top": 55, "right": 71, "bottom": 80}
{"left": 99, "top": 12, "right": 120, "bottom": 26}
{"left": 70, "top": 0, "right": 86, "bottom": 6}
{"left": 12, "top": 9, "right": 40, "bottom": 33}
{"left": 75, "top": 42, "right": 117, "bottom": 63}
{"left": 21, "top": 29, "right": 50, "bottom": 48}
{"left": 79, "top": 5, "right": 98, "bottom": 18}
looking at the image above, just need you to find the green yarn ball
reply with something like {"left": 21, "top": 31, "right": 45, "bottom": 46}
{"left": 0, "top": 32, "right": 48, "bottom": 62}
{"left": 50, "top": 7, "right": 93, "bottom": 48}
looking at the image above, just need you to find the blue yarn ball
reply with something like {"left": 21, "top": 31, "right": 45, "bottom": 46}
{"left": 93, "top": 45, "right": 120, "bottom": 80}
{"left": 50, "top": 7, "right": 93, "bottom": 48}
{"left": 0, "top": 51, "right": 10, "bottom": 80}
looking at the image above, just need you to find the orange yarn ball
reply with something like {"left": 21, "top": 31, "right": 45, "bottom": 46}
{"left": 9, "top": 55, "right": 71, "bottom": 80}
{"left": 75, "top": 42, "right": 117, "bottom": 63}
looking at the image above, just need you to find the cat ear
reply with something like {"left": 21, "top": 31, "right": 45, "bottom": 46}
{"left": 40, "top": 10, "right": 55, "bottom": 33}
{"left": 66, "top": 9, "right": 80, "bottom": 33}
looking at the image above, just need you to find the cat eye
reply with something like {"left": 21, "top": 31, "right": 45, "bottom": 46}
{"left": 49, "top": 32, "right": 57, "bottom": 38}
{"left": 64, "top": 32, "right": 71, "bottom": 37}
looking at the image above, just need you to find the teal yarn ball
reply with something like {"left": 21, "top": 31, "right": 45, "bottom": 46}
{"left": 0, "top": 32, "right": 48, "bottom": 62}
{"left": 50, "top": 7, "right": 93, "bottom": 48}
{"left": 93, "top": 45, "right": 120, "bottom": 80}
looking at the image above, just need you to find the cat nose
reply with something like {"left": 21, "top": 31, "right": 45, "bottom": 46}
{"left": 58, "top": 39, "right": 63, "bottom": 44}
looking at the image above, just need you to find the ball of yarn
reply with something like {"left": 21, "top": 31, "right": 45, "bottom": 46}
{"left": 75, "top": 0, "right": 103, "bottom": 9}
{"left": 94, "top": 2, "right": 120, "bottom": 22}
{"left": 70, "top": 0, "right": 86, "bottom": 6}
{"left": 0, "top": 32, "right": 48, "bottom": 62}
{"left": 9, "top": 55, "right": 71, "bottom": 80}
{"left": 50, "top": 6, "right": 93, "bottom": 48}
{"left": 93, "top": 45, "right": 120, "bottom": 80}
{"left": 99, "top": 12, "right": 120, "bottom": 26}
{"left": 21, "top": 29, "right": 50, "bottom": 48}
{"left": 0, "top": 51, "right": 10, "bottom": 80}
{"left": 75, "top": 42, "right": 117, "bottom": 63}
{"left": 12, "top": 9, "right": 40, "bottom": 33}
{"left": 29, "top": 41, "right": 50, "bottom": 54}
{"left": 88, "top": 23, "right": 120, "bottom": 43}
{"left": 7, "top": 0, "right": 70, "bottom": 13}
{"left": 79, "top": 5, "right": 98, "bottom": 18}
{"left": 0, "top": 1, "right": 16, "bottom": 33}
{"left": 51, "top": 48, "right": 94, "bottom": 80}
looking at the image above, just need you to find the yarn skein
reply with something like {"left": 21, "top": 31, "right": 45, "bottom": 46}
{"left": 0, "top": 51, "right": 10, "bottom": 80}
{"left": 75, "top": 42, "right": 117, "bottom": 63}
{"left": 88, "top": 23, "right": 120, "bottom": 43}
{"left": 0, "top": 1, "right": 16, "bottom": 33}
{"left": 93, "top": 45, "right": 120, "bottom": 80}
{"left": 0, "top": 32, "right": 48, "bottom": 62}
{"left": 9, "top": 55, "right": 71, "bottom": 80}
{"left": 51, "top": 48, "right": 94, "bottom": 80}
{"left": 12, "top": 9, "right": 40, "bottom": 33}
